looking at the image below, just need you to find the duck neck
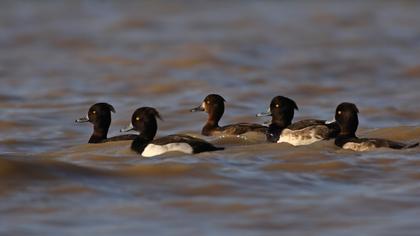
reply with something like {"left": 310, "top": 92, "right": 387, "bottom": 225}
{"left": 271, "top": 111, "right": 293, "bottom": 129}
{"left": 338, "top": 117, "right": 358, "bottom": 138}
{"left": 265, "top": 112, "right": 293, "bottom": 142}
{"left": 335, "top": 131, "right": 357, "bottom": 147}
{"left": 131, "top": 120, "right": 157, "bottom": 153}
{"left": 131, "top": 136, "right": 152, "bottom": 154}
{"left": 202, "top": 120, "right": 219, "bottom": 135}
{"left": 267, "top": 120, "right": 289, "bottom": 142}
{"left": 337, "top": 131, "right": 357, "bottom": 138}
{"left": 89, "top": 123, "right": 109, "bottom": 143}
{"left": 140, "top": 125, "right": 157, "bottom": 141}
{"left": 202, "top": 108, "right": 223, "bottom": 135}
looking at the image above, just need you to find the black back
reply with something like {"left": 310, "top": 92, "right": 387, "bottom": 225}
{"left": 221, "top": 123, "right": 267, "bottom": 136}
{"left": 152, "top": 134, "right": 224, "bottom": 153}
{"left": 290, "top": 119, "right": 340, "bottom": 138}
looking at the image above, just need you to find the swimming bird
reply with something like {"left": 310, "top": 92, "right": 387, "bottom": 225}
{"left": 257, "top": 96, "right": 340, "bottom": 145}
{"left": 121, "top": 107, "right": 224, "bottom": 157}
{"left": 332, "top": 102, "right": 418, "bottom": 151}
{"left": 190, "top": 94, "right": 267, "bottom": 136}
{"left": 75, "top": 103, "right": 137, "bottom": 143}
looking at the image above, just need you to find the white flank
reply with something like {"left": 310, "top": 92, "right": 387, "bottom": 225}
{"left": 141, "top": 143, "right": 193, "bottom": 157}
{"left": 342, "top": 142, "right": 375, "bottom": 152}
{"left": 277, "top": 128, "right": 321, "bottom": 146}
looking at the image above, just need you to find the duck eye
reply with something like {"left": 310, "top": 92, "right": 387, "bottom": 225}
{"left": 136, "top": 117, "right": 140, "bottom": 121}
{"left": 206, "top": 100, "right": 210, "bottom": 104}
{"left": 92, "top": 110, "right": 96, "bottom": 114}
{"left": 275, "top": 104, "right": 279, "bottom": 108}
{"left": 338, "top": 111, "right": 342, "bottom": 115}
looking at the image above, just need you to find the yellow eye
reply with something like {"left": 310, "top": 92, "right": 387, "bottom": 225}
{"left": 92, "top": 111, "right": 96, "bottom": 114}
{"left": 136, "top": 117, "right": 140, "bottom": 121}
{"left": 275, "top": 104, "right": 279, "bottom": 108}
{"left": 338, "top": 111, "right": 342, "bottom": 115}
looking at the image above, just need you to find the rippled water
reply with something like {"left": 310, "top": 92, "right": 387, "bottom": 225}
{"left": 1, "top": 1, "right": 420, "bottom": 235}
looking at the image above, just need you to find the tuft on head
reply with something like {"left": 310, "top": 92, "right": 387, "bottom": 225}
{"left": 84, "top": 102, "right": 116, "bottom": 125}
{"left": 336, "top": 102, "right": 359, "bottom": 115}
{"left": 145, "top": 107, "right": 162, "bottom": 120}
{"left": 133, "top": 107, "right": 163, "bottom": 121}
{"left": 105, "top": 103, "right": 116, "bottom": 113}
{"left": 205, "top": 94, "right": 226, "bottom": 103}
{"left": 91, "top": 103, "right": 116, "bottom": 113}
{"left": 270, "top": 96, "right": 298, "bottom": 111}
{"left": 128, "top": 107, "right": 161, "bottom": 139}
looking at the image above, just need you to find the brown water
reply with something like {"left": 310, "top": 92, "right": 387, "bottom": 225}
{"left": 1, "top": 0, "right": 420, "bottom": 235}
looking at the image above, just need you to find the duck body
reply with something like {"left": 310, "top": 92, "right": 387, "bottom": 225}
{"left": 192, "top": 94, "right": 267, "bottom": 136}
{"left": 258, "top": 96, "right": 339, "bottom": 145}
{"left": 338, "top": 137, "right": 376, "bottom": 151}
{"left": 335, "top": 135, "right": 418, "bottom": 151}
{"left": 333, "top": 102, "right": 418, "bottom": 151}
{"left": 274, "top": 119, "right": 339, "bottom": 146}
{"left": 141, "top": 134, "right": 224, "bottom": 157}
{"left": 202, "top": 123, "right": 267, "bottom": 136}
{"left": 123, "top": 107, "right": 224, "bottom": 157}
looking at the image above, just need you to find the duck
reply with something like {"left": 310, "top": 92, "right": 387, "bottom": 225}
{"left": 190, "top": 94, "right": 267, "bottom": 136}
{"left": 121, "top": 107, "right": 224, "bottom": 157}
{"left": 332, "top": 102, "right": 418, "bottom": 151}
{"left": 256, "top": 96, "right": 340, "bottom": 145}
{"left": 75, "top": 103, "right": 137, "bottom": 143}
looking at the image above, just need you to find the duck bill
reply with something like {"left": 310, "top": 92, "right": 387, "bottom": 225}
{"left": 120, "top": 123, "right": 134, "bottom": 133}
{"left": 190, "top": 103, "right": 205, "bottom": 112}
{"left": 263, "top": 120, "right": 271, "bottom": 125}
{"left": 75, "top": 115, "right": 89, "bottom": 123}
{"left": 256, "top": 108, "right": 272, "bottom": 117}
{"left": 325, "top": 118, "right": 336, "bottom": 124}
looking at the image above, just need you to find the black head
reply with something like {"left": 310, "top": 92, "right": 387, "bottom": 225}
{"left": 257, "top": 96, "right": 298, "bottom": 127}
{"left": 75, "top": 103, "right": 116, "bottom": 143}
{"left": 76, "top": 103, "right": 116, "bottom": 125}
{"left": 191, "top": 94, "right": 226, "bottom": 125}
{"left": 121, "top": 107, "right": 162, "bottom": 140}
{"left": 270, "top": 96, "right": 298, "bottom": 118}
{"left": 131, "top": 107, "right": 162, "bottom": 132}
{"left": 335, "top": 102, "right": 359, "bottom": 135}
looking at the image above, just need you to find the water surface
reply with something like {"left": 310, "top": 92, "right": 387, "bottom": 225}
{"left": 1, "top": 1, "right": 420, "bottom": 235}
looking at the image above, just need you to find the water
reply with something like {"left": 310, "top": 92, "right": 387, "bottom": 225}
{"left": 0, "top": 1, "right": 419, "bottom": 235}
